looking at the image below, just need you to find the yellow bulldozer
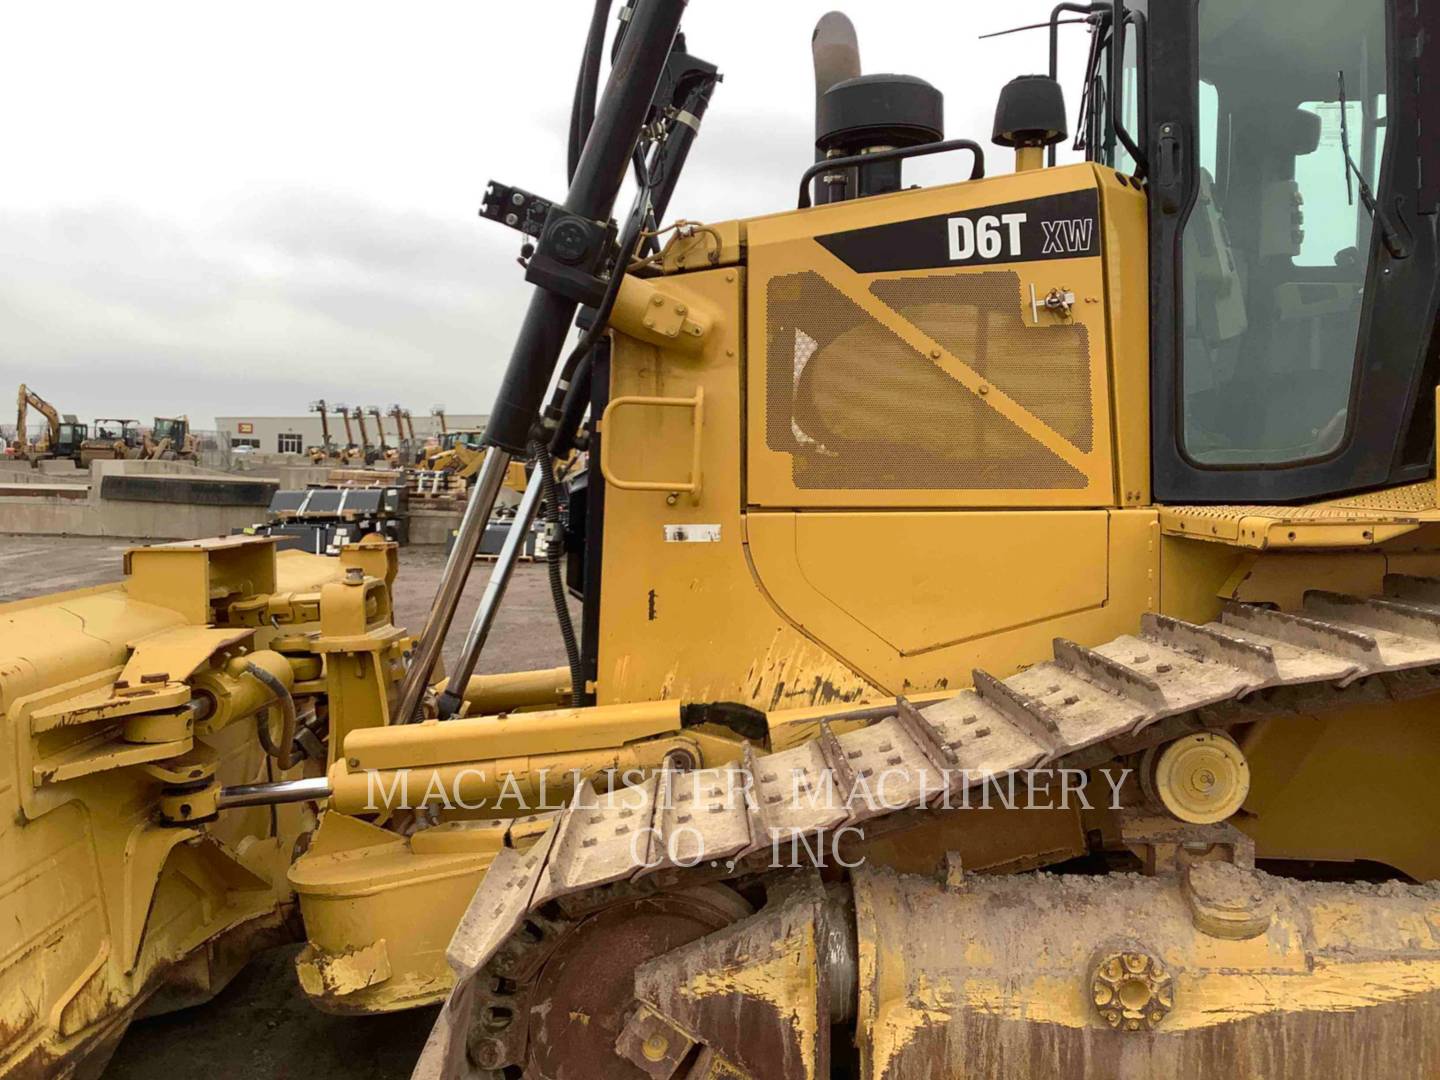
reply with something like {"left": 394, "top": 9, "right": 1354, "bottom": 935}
{"left": 4, "top": 0, "right": 1440, "bottom": 1078}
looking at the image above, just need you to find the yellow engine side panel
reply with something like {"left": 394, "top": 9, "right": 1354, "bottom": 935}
{"left": 745, "top": 163, "right": 1125, "bottom": 509}
{"left": 595, "top": 264, "right": 1161, "bottom": 704}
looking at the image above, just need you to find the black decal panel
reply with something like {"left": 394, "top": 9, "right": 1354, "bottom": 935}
{"left": 816, "top": 188, "right": 1101, "bottom": 273}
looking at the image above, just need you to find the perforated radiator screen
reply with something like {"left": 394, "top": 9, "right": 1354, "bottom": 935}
{"left": 764, "top": 270, "right": 1091, "bottom": 490}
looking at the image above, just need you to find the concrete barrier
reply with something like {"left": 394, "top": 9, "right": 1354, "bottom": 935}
{"left": 0, "top": 460, "right": 277, "bottom": 541}
{"left": 0, "top": 483, "right": 87, "bottom": 500}
{"left": 277, "top": 465, "right": 335, "bottom": 490}
{"left": 409, "top": 507, "right": 463, "bottom": 546}
{"left": 0, "top": 495, "right": 264, "bottom": 540}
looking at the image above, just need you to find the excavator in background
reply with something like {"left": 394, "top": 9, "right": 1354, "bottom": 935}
{"left": 5, "top": 1, "right": 1440, "bottom": 1078}
{"left": 12, "top": 383, "right": 86, "bottom": 463}
{"left": 144, "top": 416, "right": 199, "bottom": 462}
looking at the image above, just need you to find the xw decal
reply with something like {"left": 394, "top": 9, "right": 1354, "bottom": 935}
{"left": 814, "top": 189, "right": 1102, "bottom": 272}
{"left": 1041, "top": 218, "right": 1094, "bottom": 255}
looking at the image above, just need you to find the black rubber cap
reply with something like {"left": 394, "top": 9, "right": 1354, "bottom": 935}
{"left": 992, "top": 75, "right": 1067, "bottom": 148}
{"left": 817, "top": 73, "right": 944, "bottom": 154}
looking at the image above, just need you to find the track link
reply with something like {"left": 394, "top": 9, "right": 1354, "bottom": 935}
{"left": 417, "top": 581, "right": 1440, "bottom": 1078}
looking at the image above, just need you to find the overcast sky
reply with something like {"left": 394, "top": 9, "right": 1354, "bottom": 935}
{"left": 1, "top": 1, "right": 1088, "bottom": 430}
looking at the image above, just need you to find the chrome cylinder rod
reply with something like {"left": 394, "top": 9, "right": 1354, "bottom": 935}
{"left": 395, "top": 448, "right": 514, "bottom": 721}
{"left": 217, "top": 776, "right": 332, "bottom": 810}
{"left": 435, "top": 464, "right": 547, "bottom": 719}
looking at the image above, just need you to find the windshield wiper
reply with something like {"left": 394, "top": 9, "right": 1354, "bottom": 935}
{"left": 1337, "top": 70, "right": 1407, "bottom": 258}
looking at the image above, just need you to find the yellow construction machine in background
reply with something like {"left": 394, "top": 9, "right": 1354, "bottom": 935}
{"left": 11, "top": 383, "right": 87, "bottom": 464}
{"left": 142, "top": 416, "right": 199, "bottom": 461}
{"left": 79, "top": 418, "right": 144, "bottom": 464}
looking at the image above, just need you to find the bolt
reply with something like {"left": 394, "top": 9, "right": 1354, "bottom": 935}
{"left": 666, "top": 493, "right": 679, "bottom": 505}
{"left": 642, "top": 1034, "right": 670, "bottom": 1062}
{"left": 675, "top": 304, "right": 687, "bottom": 315}
{"left": 504, "top": 212, "right": 518, "bottom": 226}
{"left": 930, "top": 348, "right": 941, "bottom": 359}
{"left": 652, "top": 295, "right": 665, "bottom": 306}
{"left": 978, "top": 384, "right": 990, "bottom": 396}
{"left": 345, "top": 566, "right": 364, "bottom": 585}
{"left": 470, "top": 1037, "right": 507, "bottom": 1070}
{"left": 510, "top": 192, "right": 524, "bottom": 206}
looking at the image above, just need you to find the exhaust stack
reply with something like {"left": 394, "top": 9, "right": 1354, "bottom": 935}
{"left": 811, "top": 12, "right": 861, "bottom": 205}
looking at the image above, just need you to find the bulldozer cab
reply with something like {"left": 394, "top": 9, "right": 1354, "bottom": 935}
{"left": 1102, "top": 0, "right": 1439, "bottom": 502}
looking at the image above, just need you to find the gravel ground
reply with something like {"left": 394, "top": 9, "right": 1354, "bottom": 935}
{"left": 0, "top": 535, "right": 578, "bottom": 1078}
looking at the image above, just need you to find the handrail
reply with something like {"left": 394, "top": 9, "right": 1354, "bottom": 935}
{"left": 599, "top": 388, "right": 704, "bottom": 500}
{"left": 798, "top": 139, "right": 986, "bottom": 209}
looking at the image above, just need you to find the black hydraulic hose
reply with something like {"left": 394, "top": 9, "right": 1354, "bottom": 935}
{"left": 532, "top": 440, "right": 584, "bottom": 706}
{"left": 548, "top": 351, "right": 594, "bottom": 458}
{"left": 569, "top": 0, "right": 614, "bottom": 181}
{"left": 246, "top": 662, "right": 296, "bottom": 771}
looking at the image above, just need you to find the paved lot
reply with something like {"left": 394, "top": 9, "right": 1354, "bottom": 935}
{"left": 0, "top": 535, "right": 578, "bottom": 1078}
